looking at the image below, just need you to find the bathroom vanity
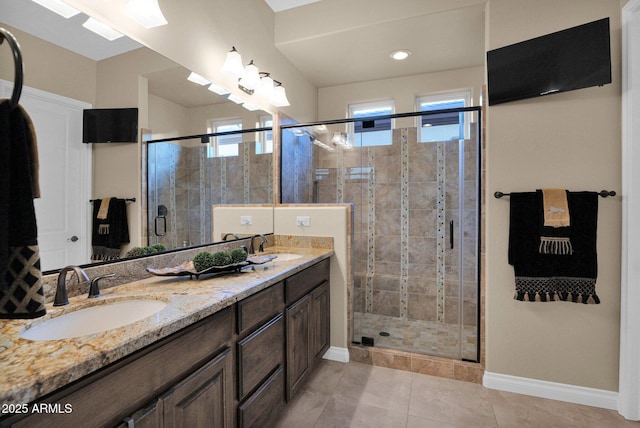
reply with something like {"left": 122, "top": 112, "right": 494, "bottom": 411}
{"left": 0, "top": 248, "right": 332, "bottom": 427}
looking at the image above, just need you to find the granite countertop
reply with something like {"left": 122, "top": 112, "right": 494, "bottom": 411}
{"left": 0, "top": 246, "right": 333, "bottom": 405}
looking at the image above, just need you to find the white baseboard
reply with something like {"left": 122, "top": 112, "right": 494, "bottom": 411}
{"left": 483, "top": 371, "right": 618, "bottom": 410}
{"left": 323, "top": 346, "right": 350, "bottom": 363}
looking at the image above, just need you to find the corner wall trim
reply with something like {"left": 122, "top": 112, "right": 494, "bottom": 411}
{"left": 323, "top": 346, "right": 350, "bottom": 363}
{"left": 483, "top": 371, "right": 618, "bottom": 411}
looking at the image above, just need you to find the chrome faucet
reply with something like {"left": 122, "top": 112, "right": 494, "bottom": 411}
{"left": 54, "top": 266, "right": 90, "bottom": 306}
{"left": 249, "top": 234, "right": 269, "bottom": 254}
{"left": 223, "top": 233, "right": 239, "bottom": 241}
{"left": 88, "top": 273, "right": 116, "bottom": 299}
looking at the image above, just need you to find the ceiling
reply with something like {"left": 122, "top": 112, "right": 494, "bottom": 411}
{"left": 0, "top": 0, "right": 486, "bottom": 102}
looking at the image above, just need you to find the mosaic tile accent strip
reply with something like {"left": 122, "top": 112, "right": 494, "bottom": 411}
{"left": 366, "top": 147, "right": 376, "bottom": 313}
{"left": 243, "top": 140, "right": 250, "bottom": 203}
{"left": 169, "top": 145, "right": 178, "bottom": 249}
{"left": 220, "top": 157, "right": 227, "bottom": 204}
{"left": 400, "top": 129, "right": 409, "bottom": 319}
{"left": 337, "top": 148, "right": 344, "bottom": 203}
{"left": 436, "top": 142, "right": 446, "bottom": 323}
{"left": 199, "top": 147, "right": 206, "bottom": 245}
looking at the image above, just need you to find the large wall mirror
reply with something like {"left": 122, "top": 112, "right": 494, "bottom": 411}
{"left": 0, "top": 1, "right": 274, "bottom": 272}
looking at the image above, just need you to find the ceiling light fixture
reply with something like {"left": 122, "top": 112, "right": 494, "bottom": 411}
{"left": 390, "top": 49, "right": 411, "bottom": 61}
{"left": 124, "top": 0, "right": 168, "bottom": 29}
{"left": 82, "top": 17, "right": 124, "bottom": 41}
{"left": 31, "top": 0, "right": 81, "bottom": 19}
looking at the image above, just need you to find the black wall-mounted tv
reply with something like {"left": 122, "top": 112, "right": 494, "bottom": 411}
{"left": 82, "top": 108, "right": 138, "bottom": 143}
{"left": 487, "top": 18, "right": 611, "bottom": 106}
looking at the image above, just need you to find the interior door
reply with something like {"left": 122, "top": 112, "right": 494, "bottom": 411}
{"left": 2, "top": 81, "right": 92, "bottom": 271}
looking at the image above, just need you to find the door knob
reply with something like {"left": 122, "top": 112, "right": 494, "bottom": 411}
{"left": 67, "top": 235, "right": 79, "bottom": 242}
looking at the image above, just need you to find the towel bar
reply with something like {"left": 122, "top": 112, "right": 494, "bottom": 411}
{"left": 494, "top": 190, "right": 616, "bottom": 199}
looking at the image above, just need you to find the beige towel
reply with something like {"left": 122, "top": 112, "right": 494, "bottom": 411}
{"left": 97, "top": 197, "right": 112, "bottom": 220}
{"left": 542, "top": 188, "right": 570, "bottom": 227}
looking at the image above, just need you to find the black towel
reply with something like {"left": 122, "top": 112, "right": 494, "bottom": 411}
{"left": 508, "top": 191, "right": 600, "bottom": 304}
{"left": 0, "top": 100, "right": 46, "bottom": 319}
{"left": 91, "top": 198, "right": 130, "bottom": 261}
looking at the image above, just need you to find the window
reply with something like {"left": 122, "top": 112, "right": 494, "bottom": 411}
{"left": 348, "top": 100, "right": 394, "bottom": 147}
{"left": 416, "top": 91, "right": 471, "bottom": 143}
{"left": 207, "top": 118, "right": 242, "bottom": 157}
{"left": 256, "top": 115, "right": 273, "bottom": 154}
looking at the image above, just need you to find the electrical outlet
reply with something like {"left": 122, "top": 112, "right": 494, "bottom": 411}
{"left": 240, "top": 216, "right": 252, "bottom": 225}
{"left": 296, "top": 216, "right": 311, "bottom": 227}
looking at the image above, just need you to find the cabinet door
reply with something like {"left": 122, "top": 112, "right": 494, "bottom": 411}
{"left": 285, "top": 295, "right": 311, "bottom": 401}
{"left": 162, "top": 348, "right": 233, "bottom": 428}
{"left": 311, "top": 281, "right": 330, "bottom": 366}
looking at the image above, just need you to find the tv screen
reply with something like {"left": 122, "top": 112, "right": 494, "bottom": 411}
{"left": 487, "top": 18, "right": 611, "bottom": 106}
{"left": 82, "top": 108, "right": 138, "bottom": 143}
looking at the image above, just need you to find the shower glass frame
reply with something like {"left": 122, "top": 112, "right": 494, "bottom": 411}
{"left": 280, "top": 107, "right": 482, "bottom": 362}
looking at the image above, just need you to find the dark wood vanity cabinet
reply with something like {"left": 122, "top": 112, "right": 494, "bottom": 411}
{"left": 2, "top": 307, "right": 234, "bottom": 428}
{"left": 285, "top": 259, "right": 331, "bottom": 401}
{"left": 1, "top": 257, "right": 331, "bottom": 428}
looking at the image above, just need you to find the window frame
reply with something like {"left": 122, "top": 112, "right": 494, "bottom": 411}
{"left": 416, "top": 90, "right": 472, "bottom": 142}
{"left": 206, "top": 117, "right": 243, "bottom": 158}
{"left": 348, "top": 99, "right": 395, "bottom": 147}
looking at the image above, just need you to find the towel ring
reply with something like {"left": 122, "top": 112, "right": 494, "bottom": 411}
{"left": 0, "top": 28, "right": 24, "bottom": 110}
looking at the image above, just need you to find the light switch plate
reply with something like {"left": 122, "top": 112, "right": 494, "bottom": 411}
{"left": 296, "top": 216, "right": 311, "bottom": 227}
{"left": 240, "top": 216, "right": 252, "bottom": 225}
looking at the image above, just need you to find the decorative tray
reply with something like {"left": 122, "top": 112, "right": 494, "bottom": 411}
{"left": 146, "top": 255, "right": 278, "bottom": 279}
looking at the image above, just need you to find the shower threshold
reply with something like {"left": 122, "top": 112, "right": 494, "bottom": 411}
{"left": 353, "top": 312, "right": 478, "bottom": 361}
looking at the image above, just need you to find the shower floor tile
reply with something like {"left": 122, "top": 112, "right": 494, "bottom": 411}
{"left": 354, "top": 312, "right": 478, "bottom": 361}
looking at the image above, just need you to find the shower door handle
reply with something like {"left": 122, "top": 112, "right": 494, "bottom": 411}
{"left": 450, "top": 220, "right": 454, "bottom": 249}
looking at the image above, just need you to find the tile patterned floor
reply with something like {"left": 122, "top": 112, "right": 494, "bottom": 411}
{"left": 275, "top": 360, "right": 640, "bottom": 428}
{"left": 354, "top": 312, "right": 478, "bottom": 361}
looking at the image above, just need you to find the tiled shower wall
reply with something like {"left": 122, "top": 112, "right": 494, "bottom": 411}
{"left": 147, "top": 140, "right": 273, "bottom": 249}
{"left": 295, "top": 126, "right": 479, "bottom": 360}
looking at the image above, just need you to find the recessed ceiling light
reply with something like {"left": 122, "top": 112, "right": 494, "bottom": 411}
{"left": 390, "top": 50, "right": 411, "bottom": 61}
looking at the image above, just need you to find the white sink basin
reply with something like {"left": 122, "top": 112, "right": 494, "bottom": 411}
{"left": 20, "top": 299, "right": 167, "bottom": 341}
{"left": 272, "top": 253, "right": 303, "bottom": 261}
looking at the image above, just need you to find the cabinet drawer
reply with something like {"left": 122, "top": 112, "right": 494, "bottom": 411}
{"left": 285, "top": 258, "right": 330, "bottom": 304}
{"left": 237, "top": 366, "right": 285, "bottom": 428}
{"left": 236, "top": 282, "right": 284, "bottom": 336}
{"left": 237, "top": 314, "right": 284, "bottom": 400}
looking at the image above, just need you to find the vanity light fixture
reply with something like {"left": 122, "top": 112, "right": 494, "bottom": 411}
{"left": 221, "top": 47, "right": 245, "bottom": 77}
{"left": 238, "top": 60, "right": 260, "bottom": 94}
{"left": 222, "top": 47, "right": 291, "bottom": 108}
{"left": 82, "top": 17, "right": 124, "bottom": 41}
{"left": 390, "top": 49, "right": 411, "bottom": 61}
{"left": 269, "top": 82, "right": 290, "bottom": 107}
{"left": 124, "top": 0, "right": 168, "bottom": 29}
{"left": 331, "top": 132, "right": 351, "bottom": 149}
{"left": 32, "top": 0, "right": 80, "bottom": 18}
